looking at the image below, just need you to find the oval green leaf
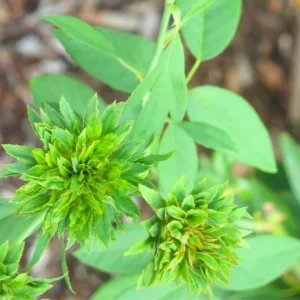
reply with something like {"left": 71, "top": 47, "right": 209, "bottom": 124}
{"left": 227, "top": 235, "right": 300, "bottom": 290}
{"left": 188, "top": 86, "right": 277, "bottom": 173}
{"left": 126, "top": 36, "right": 187, "bottom": 139}
{"left": 30, "top": 74, "right": 105, "bottom": 116}
{"left": 92, "top": 274, "right": 201, "bottom": 300}
{"left": 74, "top": 223, "right": 152, "bottom": 274}
{"left": 0, "top": 214, "right": 43, "bottom": 245}
{"left": 45, "top": 14, "right": 155, "bottom": 93}
{"left": 178, "top": 121, "right": 238, "bottom": 154}
{"left": 179, "top": 0, "right": 242, "bottom": 61}
{"left": 157, "top": 123, "right": 198, "bottom": 194}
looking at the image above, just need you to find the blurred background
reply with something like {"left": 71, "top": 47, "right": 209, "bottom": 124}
{"left": 0, "top": 0, "right": 300, "bottom": 298}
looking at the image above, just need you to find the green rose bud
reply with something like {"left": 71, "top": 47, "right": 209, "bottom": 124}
{"left": 0, "top": 96, "right": 172, "bottom": 248}
{"left": 125, "top": 178, "right": 252, "bottom": 293}
{"left": 0, "top": 241, "right": 53, "bottom": 299}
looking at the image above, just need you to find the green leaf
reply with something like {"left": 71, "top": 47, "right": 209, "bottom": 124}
{"left": 61, "top": 239, "right": 75, "bottom": 293}
{"left": 121, "top": 56, "right": 163, "bottom": 123}
{"left": 179, "top": 0, "right": 242, "bottom": 61}
{"left": 197, "top": 252, "right": 218, "bottom": 270}
{"left": 57, "top": 157, "right": 71, "bottom": 177}
{"left": 228, "top": 207, "right": 252, "bottom": 223}
{"left": 0, "top": 198, "right": 17, "bottom": 220}
{"left": 43, "top": 103, "right": 65, "bottom": 127}
{"left": 74, "top": 223, "right": 152, "bottom": 274}
{"left": 23, "top": 165, "right": 47, "bottom": 178}
{"left": 59, "top": 96, "right": 76, "bottom": 131}
{"left": 136, "top": 149, "right": 175, "bottom": 165}
{"left": 51, "top": 21, "right": 155, "bottom": 93}
{"left": 0, "top": 213, "right": 43, "bottom": 245}
{"left": 30, "top": 74, "right": 105, "bottom": 116}
{"left": 167, "top": 220, "right": 183, "bottom": 233}
{"left": 25, "top": 232, "right": 51, "bottom": 271}
{"left": 188, "top": 86, "right": 276, "bottom": 173}
{"left": 187, "top": 209, "right": 208, "bottom": 225}
{"left": 27, "top": 106, "right": 42, "bottom": 126}
{"left": 32, "top": 149, "right": 46, "bottom": 165}
{"left": 0, "top": 241, "right": 9, "bottom": 263}
{"left": 101, "top": 102, "right": 124, "bottom": 135}
{"left": 178, "top": 0, "right": 216, "bottom": 23}
{"left": 227, "top": 287, "right": 286, "bottom": 300}
{"left": 84, "top": 94, "right": 100, "bottom": 121}
{"left": 115, "top": 195, "right": 140, "bottom": 219}
{"left": 157, "top": 123, "right": 198, "bottom": 194}
{"left": 227, "top": 235, "right": 300, "bottom": 290}
{"left": 42, "top": 15, "right": 113, "bottom": 50}
{"left": 91, "top": 274, "right": 139, "bottom": 300}
{"left": 86, "top": 113, "right": 102, "bottom": 140}
{"left": 5, "top": 242, "right": 24, "bottom": 265}
{"left": 92, "top": 274, "right": 199, "bottom": 300}
{"left": 130, "top": 73, "right": 170, "bottom": 139}
{"left": 139, "top": 185, "right": 164, "bottom": 210}
{"left": 178, "top": 121, "right": 238, "bottom": 154}
{"left": 45, "top": 178, "right": 65, "bottom": 190}
{"left": 51, "top": 128, "right": 74, "bottom": 150}
{"left": 148, "top": 222, "right": 161, "bottom": 238}
{"left": 0, "top": 170, "right": 18, "bottom": 178}
{"left": 166, "top": 206, "right": 186, "bottom": 219}
{"left": 4, "top": 162, "right": 34, "bottom": 174}
{"left": 112, "top": 140, "right": 143, "bottom": 160}
{"left": 181, "top": 195, "right": 195, "bottom": 210}
{"left": 98, "top": 210, "right": 112, "bottom": 246}
{"left": 123, "top": 36, "right": 187, "bottom": 133}
{"left": 166, "top": 35, "right": 187, "bottom": 122}
{"left": 280, "top": 133, "right": 300, "bottom": 204}
{"left": 27, "top": 282, "right": 53, "bottom": 297}
{"left": 2, "top": 144, "right": 35, "bottom": 163}
{"left": 124, "top": 239, "right": 150, "bottom": 256}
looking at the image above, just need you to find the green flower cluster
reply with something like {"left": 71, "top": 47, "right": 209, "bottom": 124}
{"left": 0, "top": 96, "right": 171, "bottom": 248}
{"left": 0, "top": 241, "right": 52, "bottom": 299}
{"left": 125, "top": 178, "right": 251, "bottom": 293}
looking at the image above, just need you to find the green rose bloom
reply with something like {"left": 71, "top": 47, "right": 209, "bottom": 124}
{"left": 0, "top": 96, "right": 172, "bottom": 248}
{"left": 125, "top": 178, "right": 252, "bottom": 293}
{"left": 0, "top": 241, "right": 53, "bottom": 299}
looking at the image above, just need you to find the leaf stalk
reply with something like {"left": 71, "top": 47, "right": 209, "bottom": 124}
{"left": 186, "top": 59, "right": 201, "bottom": 84}
{"left": 146, "top": 0, "right": 173, "bottom": 75}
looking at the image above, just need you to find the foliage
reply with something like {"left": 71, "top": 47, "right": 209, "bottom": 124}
{"left": 178, "top": 0, "right": 242, "bottom": 61}
{"left": 188, "top": 86, "right": 276, "bottom": 173}
{"left": 0, "top": 241, "right": 53, "bottom": 299}
{"left": 30, "top": 74, "right": 106, "bottom": 115}
{"left": 227, "top": 235, "right": 300, "bottom": 291}
{"left": 74, "top": 223, "right": 153, "bottom": 274}
{"left": 2, "top": 0, "right": 299, "bottom": 298}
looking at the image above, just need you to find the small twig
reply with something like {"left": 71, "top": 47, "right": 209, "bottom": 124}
{"left": 146, "top": 0, "right": 174, "bottom": 75}
{"left": 186, "top": 59, "right": 201, "bottom": 84}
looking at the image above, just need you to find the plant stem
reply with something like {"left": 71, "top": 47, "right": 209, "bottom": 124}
{"left": 186, "top": 59, "right": 201, "bottom": 84}
{"left": 147, "top": 0, "right": 173, "bottom": 75}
